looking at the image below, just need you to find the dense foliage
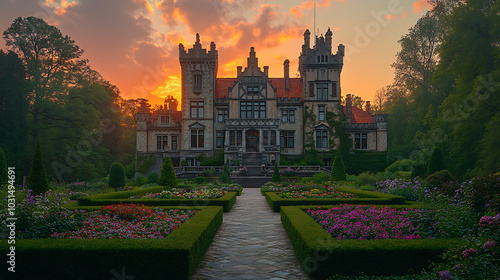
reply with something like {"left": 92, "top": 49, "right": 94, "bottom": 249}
{"left": 108, "top": 162, "right": 125, "bottom": 190}
{"left": 158, "top": 157, "right": 177, "bottom": 188}
{"left": 331, "top": 150, "right": 347, "bottom": 181}
{"left": 27, "top": 141, "right": 49, "bottom": 195}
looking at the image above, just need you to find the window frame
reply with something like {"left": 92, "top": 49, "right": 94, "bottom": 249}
{"left": 240, "top": 101, "right": 266, "bottom": 119}
{"left": 316, "top": 130, "right": 328, "bottom": 149}
{"left": 190, "top": 129, "right": 205, "bottom": 148}
{"left": 280, "top": 131, "right": 295, "bottom": 149}
{"left": 156, "top": 135, "right": 168, "bottom": 150}
{"left": 193, "top": 73, "right": 202, "bottom": 92}
{"left": 317, "top": 83, "right": 328, "bottom": 100}
{"left": 318, "top": 105, "right": 326, "bottom": 121}
{"left": 190, "top": 101, "right": 204, "bottom": 118}
{"left": 216, "top": 131, "right": 225, "bottom": 149}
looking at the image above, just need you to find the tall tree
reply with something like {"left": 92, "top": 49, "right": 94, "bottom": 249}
{"left": 0, "top": 50, "right": 27, "bottom": 175}
{"left": 3, "top": 16, "right": 86, "bottom": 140}
{"left": 0, "top": 147, "right": 7, "bottom": 187}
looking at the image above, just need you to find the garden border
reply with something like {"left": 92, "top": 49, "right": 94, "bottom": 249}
{"left": 76, "top": 186, "right": 238, "bottom": 212}
{"left": 264, "top": 186, "right": 406, "bottom": 212}
{"left": 281, "top": 205, "right": 465, "bottom": 278}
{"left": 0, "top": 205, "right": 223, "bottom": 280}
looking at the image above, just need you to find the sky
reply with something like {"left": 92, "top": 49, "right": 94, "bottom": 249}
{"left": 0, "top": 0, "right": 434, "bottom": 106}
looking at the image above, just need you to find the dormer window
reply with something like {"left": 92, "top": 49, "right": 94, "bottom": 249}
{"left": 160, "top": 115, "right": 169, "bottom": 124}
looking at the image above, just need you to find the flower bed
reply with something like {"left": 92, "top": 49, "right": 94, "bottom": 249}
{"left": 48, "top": 204, "right": 197, "bottom": 239}
{"left": 281, "top": 205, "right": 465, "bottom": 278}
{"left": 129, "top": 188, "right": 226, "bottom": 199}
{"left": 280, "top": 186, "right": 358, "bottom": 199}
{"left": 306, "top": 205, "right": 424, "bottom": 240}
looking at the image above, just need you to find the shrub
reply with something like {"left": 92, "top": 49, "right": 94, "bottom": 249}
{"left": 0, "top": 147, "right": 7, "bottom": 187}
{"left": 194, "top": 176, "right": 207, "bottom": 184}
{"left": 427, "top": 147, "right": 445, "bottom": 176}
{"left": 232, "top": 159, "right": 240, "bottom": 166}
{"left": 355, "top": 172, "right": 387, "bottom": 187}
{"left": 137, "top": 157, "right": 155, "bottom": 174}
{"left": 201, "top": 150, "right": 224, "bottom": 166}
{"left": 148, "top": 172, "right": 159, "bottom": 184}
{"left": 180, "top": 159, "right": 187, "bottom": 167}
{"left": 311, "top": 172, "right": 329, "bottom": 183}
{"left": 375, "top": 178, "right": 424, "bottom": 201}
{"left": 426, "top": 169, "right": 454, "bottom": 189}
{"left": 109, "top": 162, "right": 125, "bottom": 189}
{"left": 411, "top": 161, "right": 426, "bottom": 179}
{"left": 158, "top": 157, "right": 177, "bottom": 188}
{"left": 220, "top": 160, "right": 231, "bottom": 184}
{"left": 28, "top": 140, "right": 49, "bottom": 195}
{"left": 331, "top": 150, "right": 346, "bottom": 181}
{"left": 390, "top": 171, "right": 411, "bottom": 179}
{"left": 124, "top": 162, "right": 135, "bottom": 179}
{"left": 385, "top": 159, "right": 413, "bottom": 174}
{"left": 272, "top": 161, "right": 281, "bottom": 182}
{"left": 134, "top": 175, "right": 148, "bottom": 186}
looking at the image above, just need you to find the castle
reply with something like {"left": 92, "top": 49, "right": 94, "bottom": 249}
{"left": 136, "top": 29, "right": 387, "bottom": 167}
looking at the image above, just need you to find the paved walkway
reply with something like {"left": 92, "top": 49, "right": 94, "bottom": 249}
{"left": 191, "top": 188, "right": 309, "bottom": 280}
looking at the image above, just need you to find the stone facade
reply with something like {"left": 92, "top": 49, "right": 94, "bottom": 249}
{"left": 136, "top": 29, "right": 388, "bottom": 166}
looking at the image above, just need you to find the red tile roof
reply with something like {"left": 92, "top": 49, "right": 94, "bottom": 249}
{"left": 343, "top": 105, "right": 375, "bottom": 124}
{"left": 215, "top": 77, "right": 302, "bottom": 98}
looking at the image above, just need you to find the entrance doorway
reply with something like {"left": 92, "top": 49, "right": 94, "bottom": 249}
{"left": 246, "top": 130, "right": 259, "bottom": 152}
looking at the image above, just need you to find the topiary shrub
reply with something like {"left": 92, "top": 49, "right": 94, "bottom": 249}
{"left": 331, "top": 150, "right": 347, "bottom": 181}
{"left": 134, "top": 175, "right": 148, "bottom": 186}
{"left": 0, "top": 147, "right": 7, "bottom": 187}
{"left": 221, "top": 160, "right": 232, "bottom": 183}
{"left": 427, "top": 148, "right": 445, "bottom": 176}
{"left": 411, "top": 161, "right": 426, "bottom": 179}
{"left": 148, "top": 171, "right": 159, "bottom": 184}
{"left": 109, "top": 162, "right": 126, "bottom": 189}
{"left": 426, "top": 169, "right": 454, "bottom": 189}
{"left": 28, "top": 140, "right": 49, "bottom": 195}
{"left": 385, "top": 159, "right": 413, "bottom": 174}
{"left": 158, "top": 156, "right": 177, "bottom": 188}
{"left": 272, "top": 161, "right": 281, "bottom": 182}
{"left": 194, "top": 176, "right": 207, "bottom": 184}
{"left": 311, "top": 172, "right": 329, "bottom": 183}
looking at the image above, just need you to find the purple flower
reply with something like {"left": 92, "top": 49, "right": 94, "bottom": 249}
{"left": 482, "top": 240, "right": 496, "bottom": 250}
{"left": 439, "top": 270, "right": 452, "bottom": 280}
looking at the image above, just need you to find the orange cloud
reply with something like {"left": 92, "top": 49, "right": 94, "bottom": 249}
{"left": 151, "top": 75, "right": 182, "bottom": 107}
{"left": 413, "top": 0, "right": 434, "bottom": 13}
{"left": 290, "top": 0, "right": 330, "bottom": 19}
{"left": 402, "top": 11, "right": 407, "bottom": 19}
{"left": 43, "top": 0, "right": 79, "bottom": 16}
{"left": 385, "top": 14, "right": 396, "bottom": 20}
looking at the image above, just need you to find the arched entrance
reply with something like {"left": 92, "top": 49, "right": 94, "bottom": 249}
{"left": 246, "top": 129, "right": 259, "bottom": 152}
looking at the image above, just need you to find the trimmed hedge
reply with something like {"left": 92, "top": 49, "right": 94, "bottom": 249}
{"left": 76, "top": 186, "right": 238, "bottom": 212}
{"left": 264, "top": 186, "right": 406, "bottom": 212}
{"left": 345, "top": 150, "right": 388, "bottom": 174}
{"left": 281, "top": 206, "right": 466, "bottom": 279}
{"left": 0, "top": 206, "right": 222, "bottom": 280}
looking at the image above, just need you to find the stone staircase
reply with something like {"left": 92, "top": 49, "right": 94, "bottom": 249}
{"left": 242, "top": 153, "right": 263, "bottom": 176}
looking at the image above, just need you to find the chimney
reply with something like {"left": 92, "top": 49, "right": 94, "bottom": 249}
{"left": 263, "top": 66, "right": 269, "bottom": 77}
{"left": 325, "top": 28, "right": 332, "bottom": 51}
{"left": 237, "top": 66, "right": 242, "bottom": 77}
{"left": 284, "top": 59, "right": 290, "bottom": 90}
{"left": 210, "top": 41, "right": 216, "bottom": 52}
{"left": 346, "top": 94, "right": 352, "bottom": 114}
{"left": 365, "top": 101, "right": 371, "bottom": 115}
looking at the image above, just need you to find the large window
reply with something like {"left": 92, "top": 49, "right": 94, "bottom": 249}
{"left": 281, "top": 109, "right": 295, "bottom": 123}
{"left": 280, "top": 131, "right": 295, "bottom": 148}
{"left": 171, "top": 135, "right": 177, "bottom": 150}
{"left": 160, "top": 115, "right": 169, "bottom": 124}
{"left": 194, "top": 74, "right": 202, "bottom": 92}
{"left": 316, "top": 130, "right": 328, "bottom": 149}
{"left": 318, "top": 105, "right": 326, "bottom": 121}
{"left": 263, "top": 130, "right": 277, "bottom": 146}
{"left": 229, "top": 130, "right": 243, "bottom": 146}
{"left": 317, "top": 83, "right": 328, "bottom": 100}
{"left": 186, "top": 158, "right": 201, "bottom": 166}
{"left": 217, "top": 109, "right": 228, "bottom": 123}
{"left": 332, "top": 82, "right": 337, "bottom": 97}
{"left": 190, "top": 101, "right": 204, "bottom": 118}
{"left": 240, "top": 101, "right": 266, "bottom": 119}
{"left": 156, "top": 135, "right": 168, "bottom": 150}
{"left": 216, "top": 131, "right": 225, "bottom": 148}
{"left": 354, "top": 133, "right": 368, "bottom": 150}
{"left": 191, "top": 129, "right": 204, "bottom": 148}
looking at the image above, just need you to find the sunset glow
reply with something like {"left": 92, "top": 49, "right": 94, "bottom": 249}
{"left": 0, "top": 0, "right": 434, "bottom": 106}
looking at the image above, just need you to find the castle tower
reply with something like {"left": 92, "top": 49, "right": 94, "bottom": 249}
{"left": 179, "top": 34, "right": 218, "bottom": 160}
{"left": 299, "top": 28, "right": 345, "bottom": 151}
{"left": 136, "top": 98, "right": 150, "bottom": 152}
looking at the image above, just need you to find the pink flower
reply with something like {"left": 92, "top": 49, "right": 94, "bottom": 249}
{"left": 462, "top": 248, "right": 477, "bottom": 258}
{"left": 482, "top": 240, "right": 496, "bottom": 250}
{"left": 439, "top": 270, "right": 452, "bottom": 280}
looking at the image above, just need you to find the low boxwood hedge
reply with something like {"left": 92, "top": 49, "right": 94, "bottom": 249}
{"left": 281, "top": 206, "right": 465, "bottom": 279}
{"left": 76, "top": 186, "right": 238, "bottom": 212}
{"left": 264, "top": 186, "right": 406, "bottom": 212}
{"left": 0, "top": 206, "right": 223, "bottom": 280}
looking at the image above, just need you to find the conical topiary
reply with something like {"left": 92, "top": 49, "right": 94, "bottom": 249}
{"left": 272, "top": 161, "right": 281, "bottom": 182}
{"left": 0, "top": 147, "right": 8, "bottom": 187}
{"left": 330, "top": 150, "right": 347, "bottom": 181}
{"left": 109, "top": 162, "right": 125, "bottom": 189}
{"left": 411, "top": 161, "right": 426, "bottom": 179}
{"left": 148, "top": 171, "right": 159, "bottom": 184}
{"left": 427, "top": 147, "right": 445, "bottom": 176}
{"left": 28, "top": 140, "right": 49, "bottom": 195}
{"left": 158, "top": 156, "right": 177, "bottom": 188}
{"left": 221, "top": 159, "right": 232, "bottom": 183}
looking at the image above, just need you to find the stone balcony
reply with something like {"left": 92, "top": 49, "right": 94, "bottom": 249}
{"left": 225, "top": 118, "right": 279, "bottom": 128}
